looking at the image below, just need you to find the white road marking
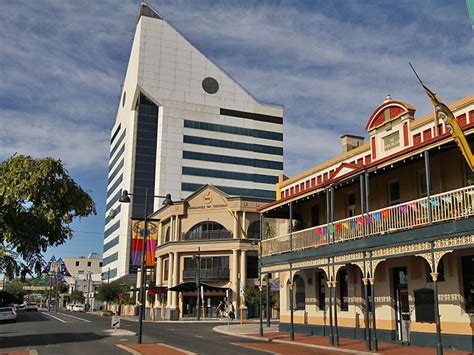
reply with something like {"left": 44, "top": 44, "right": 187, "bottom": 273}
{"left": 57, "top": 312, "right": 91, "bottom": 322}
{"left": 40, "top": 311, "right": 67, "bottom": 323}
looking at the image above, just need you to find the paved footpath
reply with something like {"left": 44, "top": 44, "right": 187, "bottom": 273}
{"left": 214, "top": 323, "right": 472, "bottom": 355}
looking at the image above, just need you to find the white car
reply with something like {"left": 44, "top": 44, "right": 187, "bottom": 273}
{"left": 66, "top": 304, "right": 74, "bottom": 311}
{"left": 25, "top": 302, "right": 38, "bottom": 312}
{"left": 14, "top": 304, "right": 25, "bottom": 311}
{"left": 72, "top": 304, "right": 85, "bottom": 312}
{"left": 0, "top": 307, "right": 17, "bottom": 322}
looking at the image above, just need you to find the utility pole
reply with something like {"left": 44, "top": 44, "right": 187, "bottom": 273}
{"left": 86, "top": 272, "right": 91, "bottom": 312}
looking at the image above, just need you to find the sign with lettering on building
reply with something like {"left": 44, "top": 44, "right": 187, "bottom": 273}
{"left": 383, "top": 131, "right": 400, "bottom": 151}
{"left": 384, "top": 131, "right": 400, "bottom": 151}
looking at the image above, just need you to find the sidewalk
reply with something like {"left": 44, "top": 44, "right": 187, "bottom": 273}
{"left": 213, "top": 323, "right": 472, "bottom": 355}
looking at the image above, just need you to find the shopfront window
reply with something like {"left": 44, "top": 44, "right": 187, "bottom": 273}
{"left": 294, "top": 275, "right": 306, "bottom": 310}
{"left": 461, "top": 255, "right": 474, "bottom": 313}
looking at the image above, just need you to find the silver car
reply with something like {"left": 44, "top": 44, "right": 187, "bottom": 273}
{"left": 0, "top": 307, "right": 17, "bottom": 322}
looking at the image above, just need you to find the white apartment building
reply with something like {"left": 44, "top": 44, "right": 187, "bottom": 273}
{"left": 103, "top": 3, "right": 284, "bottom": 281}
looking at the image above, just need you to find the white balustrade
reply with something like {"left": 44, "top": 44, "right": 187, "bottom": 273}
{"left": 262, "top": 185, "right": 474, "bottom": 257}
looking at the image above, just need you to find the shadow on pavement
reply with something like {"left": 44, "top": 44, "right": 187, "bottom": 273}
{"left": 0, "top": 332, "right": 108, "bottom": 349}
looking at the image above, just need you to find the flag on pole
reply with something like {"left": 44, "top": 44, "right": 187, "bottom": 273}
{"left": 410, "top": 63, "right": 474, "bottom": 171}
{"left": 43, "top": 256, "right": 55, "bottom": 274}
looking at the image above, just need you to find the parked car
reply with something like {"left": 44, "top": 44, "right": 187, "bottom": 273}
{"left": 66, "top": 304, "right": 74, "bottom": 311}
{"left": 25, "top": 302, "right": 38, "bottom": 312}
{"left": 0, "top": 307, "right": 17, "bottom": 322}
{"left": 72, "top": 304, "right": 85, "bottom": 312}
{"left": 13, "top": 304, "right": 25, "bottom": 311}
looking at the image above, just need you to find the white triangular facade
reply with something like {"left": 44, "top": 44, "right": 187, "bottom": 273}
{"left": 103, "top": 6, "right": 284, "bottom": 280}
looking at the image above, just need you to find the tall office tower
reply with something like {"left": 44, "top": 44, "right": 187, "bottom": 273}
{"left": 102, "top": 3, "right": 284, "bottom": 281}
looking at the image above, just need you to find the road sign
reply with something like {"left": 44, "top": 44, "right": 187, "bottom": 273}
{"left": 111, "top": 315, "right": 121, "bottom": 329}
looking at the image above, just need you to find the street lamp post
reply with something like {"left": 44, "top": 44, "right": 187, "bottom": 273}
{"left": 86, "top": 271, "right": 91, "bottom": 312}
{"left": 118, "top": 189, "right": 173, "bottom": 344}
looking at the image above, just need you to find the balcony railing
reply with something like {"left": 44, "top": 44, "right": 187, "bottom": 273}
{"left": 181, "top": 230, "right": 233, "bottom": 241}
{"left": 262, "top": 185, "right": 474, "bottom": 257}
{"left": 183, "top": 268, "right": 230, "bottom": 281}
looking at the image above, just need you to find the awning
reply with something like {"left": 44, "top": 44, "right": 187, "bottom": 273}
{"left": 147, "top": 286, "right": 167, "bottom": 295}
{"left": 168, "top": 282, "right": 228, "bottom": 292}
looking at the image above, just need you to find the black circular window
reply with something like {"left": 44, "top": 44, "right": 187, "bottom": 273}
{"left": 122, "top": 91, "right": 126, "bottom": 107}
{"left": 202, "top": 77, "right": 219, "bottom": 94}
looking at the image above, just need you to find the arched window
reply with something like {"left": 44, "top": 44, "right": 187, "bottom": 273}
{"left": 247, "top": 221, "right": 260, "bottom": 240}
{"left": 184, "top": 221, "right": 231, "bottom": 240}
{"left": 165, "top": 227, "right": 171, "bottom": 243}
{"left": 294, "top": 275, "right": 306, "bottom": 310}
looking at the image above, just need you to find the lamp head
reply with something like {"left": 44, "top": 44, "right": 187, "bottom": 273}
{"left": 162, "top": 193, "right": 173, "bottom": 206}
{"left": 119, "top": 190, "right": 131, "bottom": 203}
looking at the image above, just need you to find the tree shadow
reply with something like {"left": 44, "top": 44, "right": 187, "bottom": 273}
{"left": 0, "top": 332, "right": 108, "bottom": 349}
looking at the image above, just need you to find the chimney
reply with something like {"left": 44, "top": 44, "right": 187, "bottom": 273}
{"left": 341, "top": 134, "right": 365, "bottom": 153}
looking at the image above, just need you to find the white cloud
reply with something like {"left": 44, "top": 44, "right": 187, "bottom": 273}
{"left": 0, "top": 110, "right": 109, "bottom": 170}
{"left": 0, "top": 0, "right": 472, "bottom": 179}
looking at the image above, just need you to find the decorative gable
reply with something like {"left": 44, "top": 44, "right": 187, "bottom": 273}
{"left": 186, "top": 185, "right": 228, "bottom": 211}
{"left": 328, "top": 163, "right": 360, "bottom": 182}
{"left": 365, "top": 96, "right": 415, "bottom": 132}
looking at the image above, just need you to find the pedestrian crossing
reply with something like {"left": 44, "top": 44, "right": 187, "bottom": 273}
{"left": 40, "top": 311, "right": 90, "bottom": 323}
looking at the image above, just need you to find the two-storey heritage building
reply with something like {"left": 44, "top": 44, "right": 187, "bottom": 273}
{"left": 259, "top": 94, "right": 474, "bottom": 352}
{"left": 138, "top": 185, "right": 266, "bottom": 320}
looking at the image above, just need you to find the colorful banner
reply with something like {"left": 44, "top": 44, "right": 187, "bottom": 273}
{"left": 43, "top": 256, "right": 71, "bottom": 276}
{"left": 131, "top": 220, "right": 159, "bottom": 267}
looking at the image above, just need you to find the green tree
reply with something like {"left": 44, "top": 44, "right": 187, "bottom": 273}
{"left": 0, "top": 155, "right": 96, "bottom": 277}
{"left": 3, "top": 280, "right": 26, "bottom": 303}
{"left": 56, "top": 282, "right": 68, "bottom": 294}
{"left": 95, "top": 281, "right": 128, "bottom": 304}
{"left": 243, "top": 285, "right": 260, "bottom": 306}
{"left": 263, "top": 219, "right": 276, "bottom": 240}
{"left": 71, "top": 290, "right": 85, "bottom": 304}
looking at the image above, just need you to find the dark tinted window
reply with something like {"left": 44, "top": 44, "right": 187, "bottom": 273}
{"left": 246, "top": 256, "right": 259, "bottom": 279}
{"left": 183, "top": 151, "right": 282, "bottom": 170}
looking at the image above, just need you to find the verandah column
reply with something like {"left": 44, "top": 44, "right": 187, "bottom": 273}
{"left": 231, "top": 249, "right": 239, "bottom": 310}
{"left": 155, "top": 256, "right": 163, "bottom": 308}
{"left": 430, "top": 243, "right": 443, "bottom": 355}
{"left": 166, "top": 252, "right": 173, "bottom": 308}
{"left": 369, "top": 254, "right": 378, "bottom": 351}
{"left": 289, "top": 201, "right": 295, "bottom": 341}
{"left": 360, "top": 175, "right": 371, "bottom": 350}
{"left": 327, "top": 258, "right": 334, "bottom": 346}
{"left": 172, "top": 251, "right": 179, "bottom": 308}
{"left": 330, "top": 186, "right": 339, "bottom": 347}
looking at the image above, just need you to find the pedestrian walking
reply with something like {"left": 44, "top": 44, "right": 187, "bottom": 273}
{"left": 216, "top": 301, "right": 224, "bottom": 320}
{"left": 227, "top": 303, "right": 235, "bottom": 321}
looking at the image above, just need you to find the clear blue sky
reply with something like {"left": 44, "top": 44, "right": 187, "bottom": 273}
{"left": 0, "top": 1, "right": 472, "bottom": 265}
